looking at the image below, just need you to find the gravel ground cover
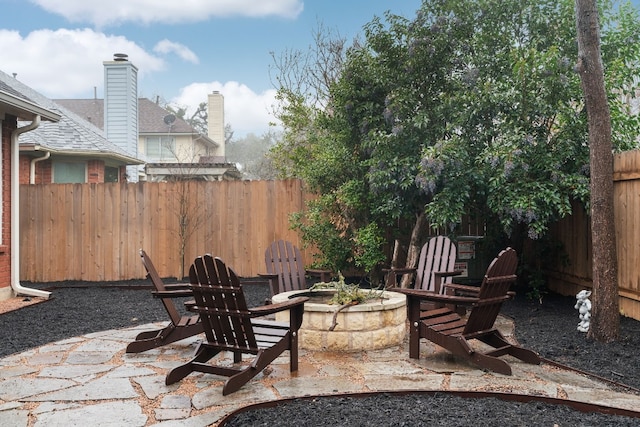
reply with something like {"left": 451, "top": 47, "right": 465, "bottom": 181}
{"left": 1, "top": 280, "right": 639, "bottom": 426}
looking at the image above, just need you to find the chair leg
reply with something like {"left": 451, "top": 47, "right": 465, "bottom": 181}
{"left": 289, "top": 331, "right": 298, "bottom": 372}
{"left": 126, "top": 322, "right": 203, "bottom": 354}
{"left": 470, "top": 351, "right": 512, "bottom": 376}
{"left": 408, "top": 321, "right": 421, "bottom": 359}
{"left": 479, "top": 331, "right": 541, "bottom": 365}
{"left": 223, "top": 344, "right": 285, "bottom": 395}
{"left": 506, "top": 345, "right": 541, "bottom": 365}
{"left": 223, "top": 366, "right": 260, "bottom": 395}
{"left": 165, "top": 344, "right": 220, "bottom": 385}
{"left": 135, "top": 328, "right": 165, "bottom": 340}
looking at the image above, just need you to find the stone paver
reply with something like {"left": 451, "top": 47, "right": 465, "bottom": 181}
{"left": 23, "top": 377, "right": 139, "bottom": 401}
{"left": 133, "top": 374, "right": 180, "bottom": 399}
{"left": 0, "top": 377, "right": 75, "bottom": 400}
{"left": 0, "top": 317, "right": 638, "bottom": 426}
{"left": 33, "top": 401, "right": 147, "bottom": 427}
{"left": 38, "top": 364, "right": 114, "bottom": 379}
{"left": 363, "top": 373, "right": 445, "bottom": 391}
{"left": 155, "top": 394, "right": 192, "bottom": 421}
{"left": 0, "top": 408, "right": 28, "bottom": 426}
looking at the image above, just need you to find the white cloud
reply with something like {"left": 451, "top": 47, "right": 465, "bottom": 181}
{"left": 0, "top": 28, "right": 164, "bottom": 98}
{"left": 0, "top": 27, "right": 276, "bottom": 138}
{"left": 172, "top": 81, "right": 281, "bottom": 137}
{"left": 30, "top": 0, "right": 304, "bottom": 27}
{"left": 154, "top": 40, "right": 199, "bottom": 64}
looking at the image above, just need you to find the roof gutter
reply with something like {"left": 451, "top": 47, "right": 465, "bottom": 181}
{"left": 11, "top": 115, "right": 51, "bottom": 299}
{"left": 20, "top": 144, "right": 144, "bottom": 165}
{"left": 30, "top": 150, "right": 50, "bottom": 184}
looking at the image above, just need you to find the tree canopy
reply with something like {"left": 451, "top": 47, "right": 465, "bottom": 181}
{"left": 270, "top": 0, "right": 640, "bottom": 282}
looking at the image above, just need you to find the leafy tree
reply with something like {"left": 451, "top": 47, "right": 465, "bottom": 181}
{"left": 165, "top": 102, "right": 208, "bottom": 135}
{"left": 416, "top": 0, "right": 640, "bottom": 296}
{"left": 226, "top": 131, "right": 280, "bottom": 179}
{"left": 270, "top": 0, "right": 640, "bottom": 287}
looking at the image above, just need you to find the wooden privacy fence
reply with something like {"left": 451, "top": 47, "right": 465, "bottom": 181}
{"left": 19, "top": 179, "right": 315, "bottom": 282}
{"left": 18, "top": 154, "right": 640, "bottom": 321}
{"left": 549, "top": 149, "right": 640, "bottom": 320}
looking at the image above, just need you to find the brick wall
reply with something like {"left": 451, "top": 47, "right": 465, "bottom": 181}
{"left": 19, "top": 155, "right": 53, "bottom": 184}
{"left": 18, "top": 156, "right": 30, "bottom": 184}
{"left": 19, "top": 155, "right": 52, "bottom": 184}
{"left": 87, "top": 160, "right": 104, "bottom": 183}
{"left": 19, "top": 157, "right": 110, "bottom": 184}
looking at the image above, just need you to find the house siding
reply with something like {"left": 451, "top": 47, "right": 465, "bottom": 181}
{"left": 104, "top": 57, "right": 139, "bottom": 181}
{"left": 0, "top": 116, "right": 14, "bottom": 295}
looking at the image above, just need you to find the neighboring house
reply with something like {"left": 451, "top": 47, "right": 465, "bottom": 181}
{"left": 0, "top": 70, "right": 143, "bottom": 184}
{"left": 56, "top": 56, "right": 240, "bottom": 182}
{"left": 0, "top": 76, "right": 60, "bottom": 301}
{"left": 58, "top": 96, "right": 241, "bottom": 181}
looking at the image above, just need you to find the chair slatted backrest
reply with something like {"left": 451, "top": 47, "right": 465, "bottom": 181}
{"left": 189, "top": 255, "right": 257, "bottom": 352}
{"left": 463, "top": 247, "right": 518, "bottom": 335}
{"left": 264, "top": 240, "right": 307, "bottom": 293}
{"left": 415, "top": 236, "right": 457, "bottom": 293}
{"left": 140, "top": 249, "right": 181, "bottom": 325}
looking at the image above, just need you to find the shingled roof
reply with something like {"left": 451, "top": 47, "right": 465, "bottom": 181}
{"left": 56, "top": 98, "right": 208, "bottom": 136}
{"left": 0, "top": 78, "right": 60, "bottom": 123}
{"left": 0, "top": 70, "right": 142, "bottom": 165}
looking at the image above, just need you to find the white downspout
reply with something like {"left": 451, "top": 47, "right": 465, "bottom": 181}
{"left": 11, "top": 115, "right": 51, "bottom": 298}
{"left": 30, "top": 151, "right": 50, "bottom": 184}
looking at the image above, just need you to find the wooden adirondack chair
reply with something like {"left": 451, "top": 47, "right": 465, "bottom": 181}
{"left": 384, "top": 236, "right": 462, "bottom": 292}
{"left": 166, "top": 254, "right": 309, "bottom": 395}
{"left": 398, "top": 247, "right": 540, "bottom": 375}
{"left": 260, "top": 240, "right": 331, "bottom": 302}
{"left": 126, "top": 250, "right": 203, "bottom": 354}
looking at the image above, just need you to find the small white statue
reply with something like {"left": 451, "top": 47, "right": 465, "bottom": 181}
{"left": 574, "top": 290, "right": 592, "bottom": 333}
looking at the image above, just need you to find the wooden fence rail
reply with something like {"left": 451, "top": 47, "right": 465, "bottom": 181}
{"left": 18, "top": 152, "right": 640, "bottom": 321}
{"left": 20, "top": 179, "right": 314, "bottom": 282}
{"left": 548, "top": 149, "right": 640, "bottom": 320}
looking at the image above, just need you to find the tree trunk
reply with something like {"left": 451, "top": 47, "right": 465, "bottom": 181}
{"left": 399, "top": 212, "right": 428, "bottom": 288}
{"left": 574, "top": 0, "right": 619, "bottom": 342}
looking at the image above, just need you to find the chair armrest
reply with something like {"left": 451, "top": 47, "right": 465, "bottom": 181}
{"left": 432, "top": 270, "right": 464, "bottom": 293}
{"left": 395, "top": 288, "right": 479, "bottom": 305}
{"left": 444, "top": 283, "right": 481, "bottom": 295}
{"left": 249, "top": 296, "right": 309, "bottom": 317}
{"left": 162, "top": 283, "right": 192, "bottom": 293}
{"left": 381, "top": 267, "right": 416, "bottom": 275}
{"left": 152, "top": 289, "right": 193, "bottom": 298}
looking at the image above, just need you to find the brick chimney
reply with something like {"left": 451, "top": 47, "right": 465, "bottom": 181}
{"left": 104, "top": 53, "right": 139, "bottom": 181}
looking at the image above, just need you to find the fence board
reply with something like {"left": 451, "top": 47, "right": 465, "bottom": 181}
{"left": 548, "top": 149, "right": 640, "bottom": 320}
{"left": 20, "top": 180, "right": 313, "bottom": 282}
{"left": 20, "top": 169, "right": 640, "bottom": 320}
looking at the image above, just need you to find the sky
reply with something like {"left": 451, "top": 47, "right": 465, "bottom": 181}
{"left": 0, "top": 0, "right": 422, "bottom": 138}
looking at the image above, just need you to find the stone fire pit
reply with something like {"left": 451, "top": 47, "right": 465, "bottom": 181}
{"left": 271, "top": 289, "right": 407, "bottom": 352}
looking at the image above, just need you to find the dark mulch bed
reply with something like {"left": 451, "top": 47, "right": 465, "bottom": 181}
{"left": 2, "top": 280, "right": 639, "bottom": 426}
{"left": 223, "top": 393, "right": 639, "bottom": 427}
